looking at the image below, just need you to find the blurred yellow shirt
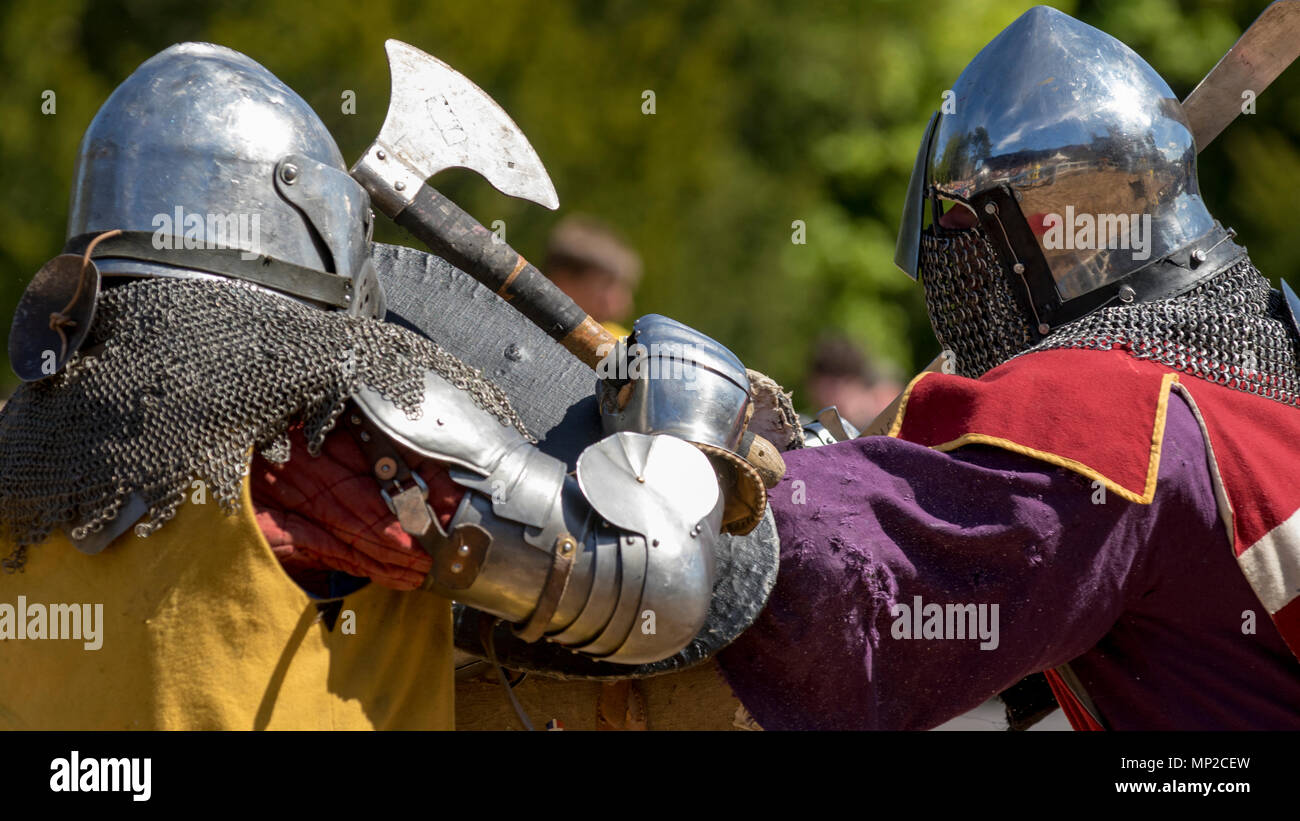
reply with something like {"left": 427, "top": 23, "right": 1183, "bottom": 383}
{"left": 0, "top": 475, "right": 453, "bottom": 730}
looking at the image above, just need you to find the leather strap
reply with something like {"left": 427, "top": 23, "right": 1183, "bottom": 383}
{"left": 513, "top": 533, "right": 577, "bottom": 643}
{"left": 345, "top": 403, "right": 493, "bottom": 591}
{"left": 65, "top": 231, "right": 354, "bottom": 309}
{"left": 343, "top": 404, "right": 438, "bottom": 539}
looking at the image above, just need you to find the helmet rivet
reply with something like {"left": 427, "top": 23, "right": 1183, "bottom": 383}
{"left": 450, "top": 561, "right": 463, "bottom": 574}
{"left": 376, "top": 149, "right": 387, "bottom": 161}
{"left": 1012, "top": 263, "right": 1025, "bottom": 274}
{"left": 280, "top": 163, "right": 299, "bottom": 184}
{"left": 983, "top": 203, "right": 997, "bottom": 215}
{"left": 1119, "top": 284, "right": 1136, "bottom": 303}
{"left": 1037, "top": 323, "right": 1050, "bottom": 335}
{"left": 457, "top": 544, "right": 470, "bottom": 556}
{"left": 394, "top": 180, "right": 407, "bottom": 192}
{"left": 1191, "top": 248, "right": 1208, "bottom": 265}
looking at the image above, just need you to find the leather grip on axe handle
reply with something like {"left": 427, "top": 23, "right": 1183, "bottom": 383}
{"left": 392, "top": 181, "right": 617, "bottom": 370}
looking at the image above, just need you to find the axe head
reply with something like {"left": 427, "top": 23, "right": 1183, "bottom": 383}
{"left": 359, "top": 40, "right": 558, "bottom": 211}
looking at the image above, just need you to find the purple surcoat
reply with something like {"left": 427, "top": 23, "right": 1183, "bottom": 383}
{"left": 716, "top": 392, "right": 1300, "bottom": 730}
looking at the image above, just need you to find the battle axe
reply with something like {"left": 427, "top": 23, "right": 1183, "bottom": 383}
{"left": 350, "top": 40, "right": 785, "bottom": 495}
{"left": 349, "top": 40, "right": 612, "bottom": 369}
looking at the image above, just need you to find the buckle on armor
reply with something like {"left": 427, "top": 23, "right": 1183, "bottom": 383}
{"left": 379, "top": 471, "right": 438, "bottom": 537}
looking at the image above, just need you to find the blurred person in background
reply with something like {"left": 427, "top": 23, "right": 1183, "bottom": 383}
{"left": 542, "top": 215, "right": 641, "bottom": 338}
{"left": 804, "top": 334, "right": 902, "bottom": 431}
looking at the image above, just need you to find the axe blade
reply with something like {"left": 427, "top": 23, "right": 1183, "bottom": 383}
{"left": 372, "top": 39, "right": 558, "bottom": 210}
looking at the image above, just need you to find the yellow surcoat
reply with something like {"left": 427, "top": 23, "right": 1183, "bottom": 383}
{"left": 0, "top": 476, "right": 453, "bottom": 730}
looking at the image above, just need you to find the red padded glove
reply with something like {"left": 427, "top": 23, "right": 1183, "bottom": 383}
{"left": 250, "top": 426, "right": 464, "bottom": 592}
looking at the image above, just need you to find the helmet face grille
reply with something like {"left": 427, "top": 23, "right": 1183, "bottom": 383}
{"left": 919, "top": 223, "right": 1036, "bottom": 379}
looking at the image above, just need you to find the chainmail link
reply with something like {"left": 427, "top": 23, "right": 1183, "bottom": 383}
{"left": 0, "top": 277, "right": 532, "bottom": 571}
{"left": 919, "top": 224, "right": 1037, "bottom": 378}
{"left": 1026, "top": 256, "right": 1300, "bottom": 405}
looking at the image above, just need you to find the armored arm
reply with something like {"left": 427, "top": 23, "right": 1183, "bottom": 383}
{"left": 351, "top": 370, "right": 724, "bottom": 664}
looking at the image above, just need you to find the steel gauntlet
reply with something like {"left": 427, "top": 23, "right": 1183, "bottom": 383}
{"left": 599, "top": 314, "right": 771, "bottom": 535}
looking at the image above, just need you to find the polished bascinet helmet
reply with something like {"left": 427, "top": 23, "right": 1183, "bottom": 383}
{"left": 65, "top": 42, "right": 383, "bottom": 318}
{"left": 895, "top": 6, "right": 1244, "bottom": 377}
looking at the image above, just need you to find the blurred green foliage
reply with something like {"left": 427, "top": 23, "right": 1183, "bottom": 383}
{"left": 2, "top": 0, "right": 1298, "bottom": 406}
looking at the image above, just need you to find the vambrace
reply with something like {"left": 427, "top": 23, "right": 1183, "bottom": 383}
{"left": 351, "top": 370, "right": 724, "bottom": 664}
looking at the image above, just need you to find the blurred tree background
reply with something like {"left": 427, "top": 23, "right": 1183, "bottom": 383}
{"left": 2, "top": 0, "right": 1297, "bottom": 407}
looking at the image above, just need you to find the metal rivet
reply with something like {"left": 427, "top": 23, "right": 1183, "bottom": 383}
{"left": 457, "top": 544, "right": 470, "bottom": 556}
{"left": 436, "top": 418, "right": 445, "bottom": 426}
{"left": 1118, "top": 284, "right": 1136, "bottom": 303}
{"left": 376, "top": 149, "right": 387, "bottom": 161}
{"left": 375, "top": 457, "right": 397, "bottom": 479}
{"left": 1192, "top": 248, "right": 1208, "bottom": 264}
{"left": 350, "top": 415, "right": 361, "bottom": 425}
{"left": 394, "top": 180, "right": 406, "bottom": 192}
{"left": 1012, "top": 262, "right": 1025, "bottom": 274}
{"left": 652, "top": 539, "right": 660, "bottom": 547}
{"left": 360, "top": 431, "right": 371, "bottom": 442}
{"left": 983, "top": 203, "right": 997, "bottom": 214}
{"left": 561, "top": 538, "right": 575, "bottom": 554}
{"left": 1037, "top": 323, "right": 1050, "bottom": 335}
{"left": 280, "top": 163, "right": 299, "bottom": 184}
{"left": 450, "top": 561, "right": 463, "bottom": 573}
{"left": 636, "top": 475, "right": 645, "bottom": 483}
